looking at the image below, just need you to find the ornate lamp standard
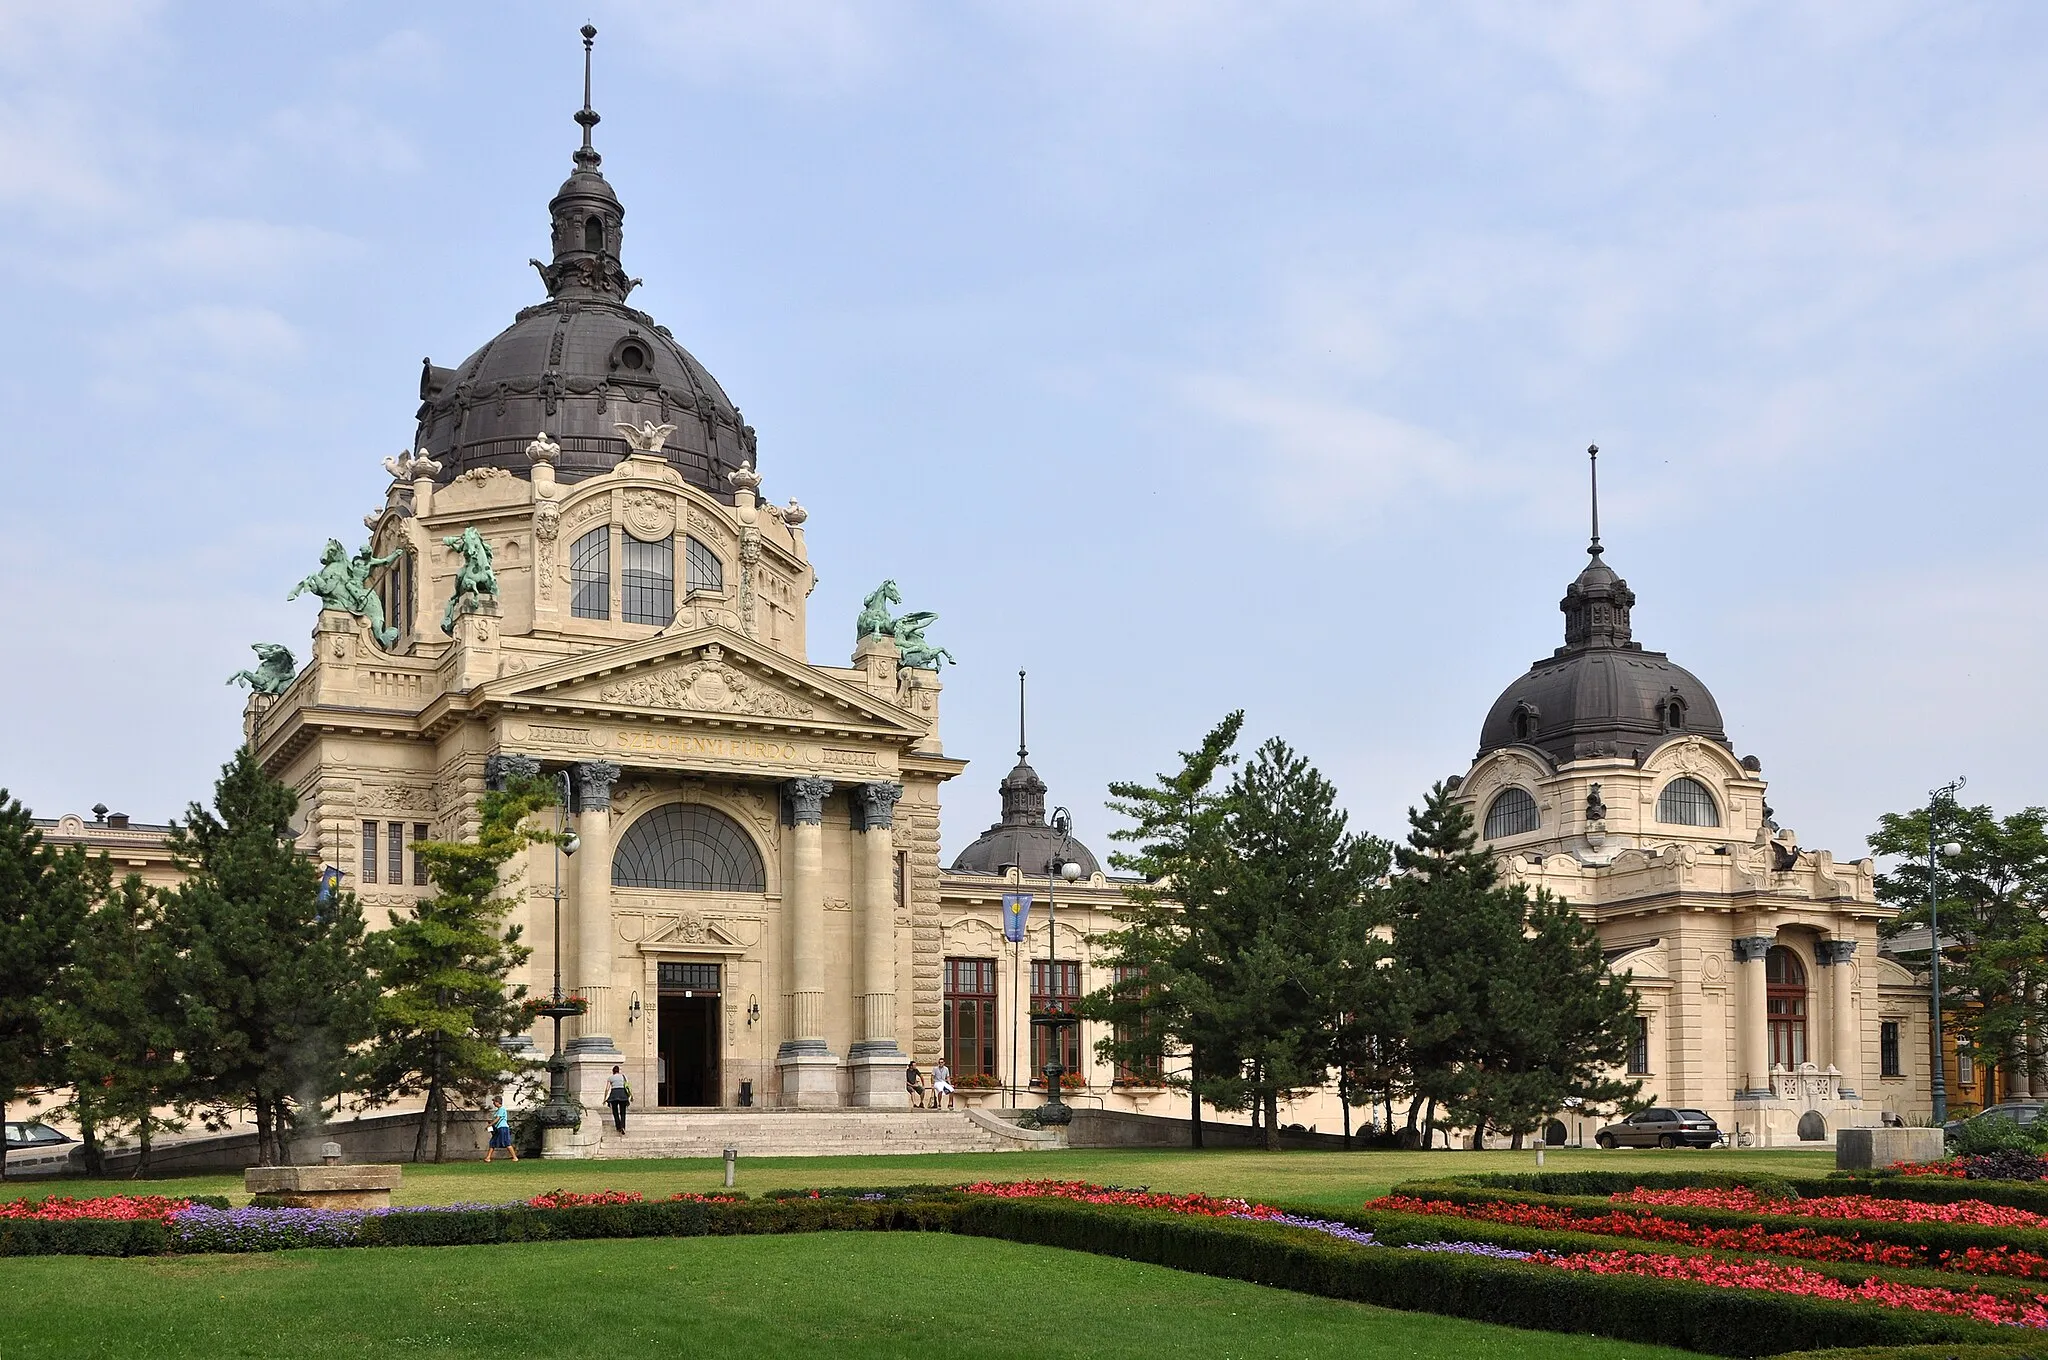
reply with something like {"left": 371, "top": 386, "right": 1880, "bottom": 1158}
{"left": 1031, "top": 807, "right": 1084, "bottom": 1127}
{"left": 1927, "top": 777, "right": 1965, "bottom": 1127}
{"left": 535, "top": 769, "right": 586, "bottom": 1131}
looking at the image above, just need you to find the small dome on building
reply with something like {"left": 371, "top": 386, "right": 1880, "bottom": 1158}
{"left": 1477, "top": 450, "right": 1732, "bottom": 766}
{"left": 412, "top": 36, "right": 756, "bottom": 500}
{"left": 951, "top": 677, "right": 1102, "bottom": 877}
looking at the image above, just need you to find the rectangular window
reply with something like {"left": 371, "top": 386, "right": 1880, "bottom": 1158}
{"left": 1957, "top": 1040, "right": 1975, "bottom": 1087}
{"left": 387, "top": 822, "right": 404, "bottom": 885}
{"left": 621, "top": 534, "right": 675, "bottom": 625}
{"left": 1112, "top": 964, "right": 1163, "bottom": 1085}
{"left": 1627, "top": 1015, "right": 1651, "bottom": 1075}
{"left": 1881, "top": 1021, "right": 1902, "bottom": 1078}
{"left": 413, "top": 823, "right": 431, "bottom": 886}
{"left": 657, "top": 962, "right": 721, "bottom": 993}
{"left": 571, "top": 527, "right": 610, "bottom": 620}
{"left": 1030, "top": 959, "right": 1082, "bottom": 1085}
{"left": 360, "top": 820, "right": 378, "bottom": 884}
{"left": 942, "top": 957, "right": 997, "bottom": 1080}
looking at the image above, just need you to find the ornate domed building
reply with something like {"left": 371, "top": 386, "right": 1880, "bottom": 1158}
{"left": 1452, "top": 450, "right": 1934, "bottom": 1142}
{"left": 245, "top": 31, "right": 979, "bottom": 1132}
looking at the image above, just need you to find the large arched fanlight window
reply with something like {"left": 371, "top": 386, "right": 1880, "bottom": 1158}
{"left": 1483, "top": 787, "right": 1540, "bottom": 839}
{"left": 1656, "top": 776, "right": 1720, "bottom": 827}
{"left": 612, "top": 804, "right": 766, "bottom": 892}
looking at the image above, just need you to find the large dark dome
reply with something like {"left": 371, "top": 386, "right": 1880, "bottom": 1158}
{"left": 412, "top": 61, "right": 756, "bottom": 500}
{"left": 1476, "top": 540, "right": 1731, "bottom": 766}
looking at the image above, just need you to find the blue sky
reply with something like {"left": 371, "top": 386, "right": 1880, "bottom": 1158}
{"left": 2, "top": 2, "right": 2043, "bottom": 864}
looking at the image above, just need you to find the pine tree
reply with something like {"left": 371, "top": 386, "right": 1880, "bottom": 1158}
{"left": 53, "top": 866, "right": 192, "bottom": 1175}
{"left": 359, "top": 775, "right": 549, "bottom": 1162}
{"left": 162, "top": 748, "right": 374, "bottom": 1166}
{"left": 1083, "top": 712, "right": 1244, "bottom": 1145}
{"left": 1388, "top": 782, "right": 1639, "bottom": 1148}
{"left": 0, "top": 792, "right": 92, "bottom": 1179}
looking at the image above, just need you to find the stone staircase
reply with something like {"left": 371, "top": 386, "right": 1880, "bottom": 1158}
{"left": 582, "top": 1107, "right": 1058, "bottom": 1160}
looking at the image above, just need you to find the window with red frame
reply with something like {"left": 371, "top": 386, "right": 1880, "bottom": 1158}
{"left": 1112, "top": 964, "right": 1163, "bottom": 1084}
{"left": 1766, "top": 946, "right": 1808, "bottom": 1069}
{"left": 1030, "top": 959, "right": 1082, "bottom": 1085}
{"left": 942, "top": 957, "right": 997, "bottom": 1080}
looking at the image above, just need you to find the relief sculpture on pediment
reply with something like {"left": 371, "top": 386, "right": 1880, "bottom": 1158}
{"left": 594, "top": 652, "right": 815, "bottom": 719}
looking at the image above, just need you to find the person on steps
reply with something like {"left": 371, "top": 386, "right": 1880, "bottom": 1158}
{"left": 606, "top": 1065, "right": 630, "bottom": 1134}
{"left": 932, "top": 1060, "right": 955, "bottom": 1111}
{"left": 905, "top": 1060, "right": 925, "bottom": 1109}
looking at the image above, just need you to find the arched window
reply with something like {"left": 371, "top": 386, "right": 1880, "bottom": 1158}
{"left": 1766, "top": 945, "right": 1808, "bottom": 1069}
{"left": 1656, "top": 776, "right": 1719, "bottom": 826}
{"left": 613, "top": 804, "right": 766, "bottom": 892}
{"left": 571, "top": 527, "right": 609, "bottom": 620}
{"left": 684, "top": 535, "right": 724, "bottom": 595}
{"left": 1483, "top": 787, "right": 1539, "bottom": 839}
{"left": 583, "top": 215, "right": 604, "bottom": 254}
{"left": 1512, "top": 705, "right": 1537, "bottom": 741}
{"left": 1663, "top": 696, "right": 1687, "bottom": 731}
{"left": 621, "top": 534, "right": 674, "bottom": 625}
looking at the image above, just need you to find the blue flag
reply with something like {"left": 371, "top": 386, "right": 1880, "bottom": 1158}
{"left": 1002, "top": 892, "right": 1033, "bottom": 943}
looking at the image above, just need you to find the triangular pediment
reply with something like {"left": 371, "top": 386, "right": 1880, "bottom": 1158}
{"left": 481, "top": 626, "right": 925, "bottom": 738}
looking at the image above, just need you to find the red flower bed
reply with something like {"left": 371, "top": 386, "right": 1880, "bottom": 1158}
{"left": 1539, "top": 1248, "right": 2048, "bottom": 1329}
{"left": 525, "top": 1189, "right": 643, "bottom": 1208}
{"left": 1895, "top": 1159, "right": 1971, "bottom": 1178}
{"left": 1372, "top": 1194, "right": 2048, "bottom": 1283}
{"left": 0, "top": 1194, "right": 190, "bottom": 1222}
{"left": 1616, "top": 1186, "right": 2048, "bottom": 1229}
{"left": 959, "top": 1179, "right": 1283, "bottom": 1219}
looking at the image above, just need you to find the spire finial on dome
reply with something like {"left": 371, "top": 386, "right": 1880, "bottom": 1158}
{"left": 1018, "top": 669, "right": 1028, "bottom": 762}
{"left": 574, "top": 23, "right": 601, "bottom": 170}
{"left": 1587, "top": 442, "right": 1602, "bottom": 559}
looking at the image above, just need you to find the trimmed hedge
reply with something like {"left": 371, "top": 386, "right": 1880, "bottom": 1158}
{"left": 0, "top": 1218, "right": 173, "bottom": 1257}
{"left": 1453, "top": 1169, "right": 2048, "bottom": 1216}
{"left": 945, "top": 1195, "right": 2007, "bottom": 1357}
{"left": 1825, "top": 1177, "right": 2048, "bottom": 1216}
{"left": 1396, "top": 1180, "right": 2048, "bottom": 1265}
{"left": 1771, "top": 1348, "right": 2044, "bottom": 1360}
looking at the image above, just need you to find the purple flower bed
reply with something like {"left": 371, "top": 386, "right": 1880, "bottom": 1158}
{"left": 171, "top": 1204, "right": 371, "bottom": 1251}
{"left": 1234, "top": 1209, "right": 1528, "bottom": 1259}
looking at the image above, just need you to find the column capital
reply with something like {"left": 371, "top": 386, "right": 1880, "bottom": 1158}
{"left": 1730, "top": 934, "right": 1774, "bottom": 963}
{"left": 784, "top": 777, "right": 835, "bottom": 826}
{"left": 853, "top": 781, "right": 904, "bottom": 832}
{"left": 573, "top": 760, "right": 624, "bottom": 812}
{"left": 485, "top": 753, "right": 541, "bottom": 790}
{"left": 1816, "top": 939, "right": 1859, "bottom": 966}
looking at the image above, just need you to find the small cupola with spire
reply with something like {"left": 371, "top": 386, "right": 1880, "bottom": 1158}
{"left": 949, "top": 672, "right": 1102, "bottom": 877}
{"left": 531, "top": 25, "right": 640, "bottom": 302}
{"left": 1559, "top": 444, "right": 1638, "bottom": 653}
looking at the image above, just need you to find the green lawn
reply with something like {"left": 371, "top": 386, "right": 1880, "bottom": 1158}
{"left": 0, "top": 1231, "right": 1714, "bottom": 1360}
{"left": 16, "top": 1144, "right": 1834, "bottom": 1212}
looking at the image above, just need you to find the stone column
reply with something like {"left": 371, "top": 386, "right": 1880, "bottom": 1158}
{"left": 568, "top": 760, "right": 623, "bottom": 1057}
{"left": 1732, "top": 934, "right": 1774, "bottom": 1097}
{"left": 848, "top": 782, "right": 908, "bottom": 1107}
{"left": 777, "top": 777, "right": 840, "bottom": 1106}
{"left": 1817, "top": 939, "right": 1860, "bottom": 1098}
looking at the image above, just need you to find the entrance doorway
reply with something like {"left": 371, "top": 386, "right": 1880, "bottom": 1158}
{"left": 656, "top": 962, "right": 721, "bottom": 1107}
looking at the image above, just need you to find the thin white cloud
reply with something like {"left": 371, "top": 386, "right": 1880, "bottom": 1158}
{"left": 618, "top": 0, "right": 907, "bottom": 96}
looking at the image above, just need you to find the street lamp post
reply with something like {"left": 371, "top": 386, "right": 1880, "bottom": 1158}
{"left": 536, "top": 770, "right": 584, "bottom": 1131}
{"left": 1032, "top": 807, "right": 1083, "bottom": 1127}
{"left": 1928, "top": 777, "right": 1965, "bottom": 1128}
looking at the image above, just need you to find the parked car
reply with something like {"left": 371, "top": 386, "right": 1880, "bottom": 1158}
{"left": 1593, "top": 1107, "right": 1724, "bottom": 1149}
{"left": 1944, "top": 1100, "right": 2044, "bottom": 1143}
{"left": 3, "top": 1120, "right": 74, "bottom": 1151}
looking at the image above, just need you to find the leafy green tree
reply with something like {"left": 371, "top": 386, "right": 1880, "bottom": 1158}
{"left": 359, "top": 775, "right": 549, "bottom": 1162}
{"left": 161, "top": 748, "right": 374, "bottom": 1166}
{"left": 53, "top": 865, "right": 193, "bottom": 1175}
{"left": 0, "top": 791, "right": 92, "bottom": 1178}
{"left": 1083, "top": 712, "right": 1244, "bottom": 1146}
{"left": 1872, "top": 800, "right": 2048, "bottom": 1095}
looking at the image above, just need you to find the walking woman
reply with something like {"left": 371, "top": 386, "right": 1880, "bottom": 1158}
{"left": 606, "top": 1065, "right": 630, "bottom": 1134}
{"left": 485, "top": 1096, "right": 518, "bottom": 1162}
